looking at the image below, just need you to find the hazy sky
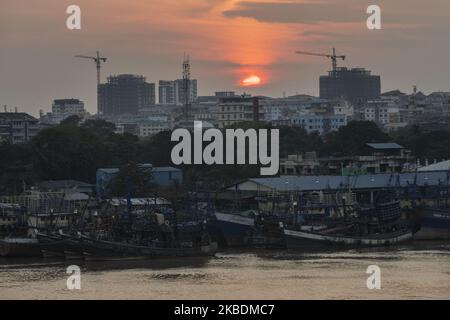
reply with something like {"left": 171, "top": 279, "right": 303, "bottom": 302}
{"left": 1, "top": 0, "right": 450, "bottom": 115}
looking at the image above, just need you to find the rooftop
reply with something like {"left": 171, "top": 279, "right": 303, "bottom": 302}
{"left": 418, "top": 160, "right": 450, "bottom": 172}
{"left": 366, "top": 143, "right": 404, "bottom": 150}
{"left": 231, "top": 171, "right": 450, "bottom": 192}
{"left": 152, "top": 167, "right": 182, "bottom": 172}
{"left": 0, "top": 112, "right": 38, "bottom": 121}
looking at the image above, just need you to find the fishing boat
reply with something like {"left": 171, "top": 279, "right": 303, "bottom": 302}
{"left": 284, "top": 228, "right": 413, "bottom": 249}
{"left": 36, "top": 232, "right": 85, "bottom": 260}
{"left": 0, "top": 238, "right": 41, "bottom": 257}
{"left": 80, "top": 236, "right": 218, "bottom": 261}
{"left": 284, "top": 197, "right": 415, "bottom": 250}
{"left": 207, "top": 210, "right": 257, "bottom": 247}
{"left": 0, "top": 203, "right": 26, "bottom": 238}
{"left": 414, "top": 207, "right": 450, "bottom": 240}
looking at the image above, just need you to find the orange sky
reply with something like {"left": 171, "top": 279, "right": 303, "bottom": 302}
{"left": 1, "top": 0, "right": 450, "bottom": 114}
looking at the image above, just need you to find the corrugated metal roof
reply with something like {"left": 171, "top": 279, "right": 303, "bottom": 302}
{"left": 243, "top": 171, "right": 450, "bottom": 192}
{"left": 366, "top": 143, "right": 404, "bottom": 150}
{"left": 98, "top": 168, "right": 120, "bottom": 174}
{"left": 152, "top": 167, "right": 182, "bottom": 172}
{"left": 418, "top": 160, "right": 450, "bottom": 172}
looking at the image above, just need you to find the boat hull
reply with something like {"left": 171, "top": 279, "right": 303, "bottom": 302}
{"left": 207, "top": 213, "right": 255, "bottom": 247}
{"left": 414, "top": 208, "right": 450, "bottom": 240}
{"left": 284, "top": 228, "right": 413, "bottom": 250}
{"left": 0, "top": 238, "right": 41, "bottom": 257}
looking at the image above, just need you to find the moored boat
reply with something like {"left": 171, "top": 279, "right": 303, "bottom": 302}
{"left": 414, "top": 207, "right": 450, "bottom": 240}
{"left": 284, "top": 227, "right": 413, "bottom": 250}
{"left": 0, "top": 238, "right": 41, "bottom": 257}
{"left": 207, "top": 211, "right": 257, "bottom": 247}
{"left": 80, "top": 236, "right": 218, "bottom": 261}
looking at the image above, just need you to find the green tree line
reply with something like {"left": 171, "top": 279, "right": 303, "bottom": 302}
{"left": 1, "top": 117, "right": 450, "bottom": 195}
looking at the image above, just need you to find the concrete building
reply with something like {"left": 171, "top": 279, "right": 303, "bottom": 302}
{"left": 137, "top": 120, "right": 171, "bottom": 138}
{"left": 215, "top": 91, "right": 237, "bottom": 98}
{"left": 261, "top": 96, "right": 313, "bottom": 122}
{"left": 52, "top": 99, "right": 86, "bottom": 116}
{"left": 158, "top": 79, "right": 198, "bottom": 106}
{"left": 320, "top": 67, "right": 381, "bottom": 106}
{"left": 289, "top": 114, "right": 347, "bottom": 135}
{"left": 361, "top": 100, "right": 401, "bottom": 126}
{"left": 217, "top": 96, "right": 264, "bottom": 128}
{"left": 40, "top": 99, "right": 88, "bottom": 125}
{"left": 279, "top": 143, "right": 414, "bottom": 176}
{"left": 34, "top": 180, "right": 95, "bottom": 196}
{"left": 98, "top": 74, "right": 156, "bottom": 116}
{"left": 0, "top": 112, "right": 40, "bottom": 144}
{"left": 280, "top": 153, "right": 320, "bottom": 175}
{"left": 96, "top": 164, "right": 183, "bottom": 197}
{"left": 158, "top": 81, "right": 177, "bottom": 105}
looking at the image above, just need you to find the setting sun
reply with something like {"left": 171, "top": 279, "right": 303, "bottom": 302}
{"left": 241, "top": 75, "right": 262, "bottom": 86}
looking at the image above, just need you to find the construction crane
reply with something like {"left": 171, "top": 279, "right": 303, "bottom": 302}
{"left": 75, "top": 51, "right": 107, "bottom": 85}
{"left": 295, "top": 47, "right": 345, "bottom": 72}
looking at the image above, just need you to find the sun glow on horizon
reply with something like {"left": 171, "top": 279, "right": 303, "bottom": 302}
{"left": 241, "top": 75, "right": 262, "bottom": 86}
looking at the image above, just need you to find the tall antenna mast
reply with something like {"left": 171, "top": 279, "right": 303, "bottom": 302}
{"left": 182, "top": 54, "right": 191, "bottom": 120}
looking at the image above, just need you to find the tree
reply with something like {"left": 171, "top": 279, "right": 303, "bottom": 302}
{"left": 81, "top": 119, "right": 116, "bottom": 135}
{"left": 323, "top": 121, "right": 390, "bottom": 156}
{"left": 109, "top": 163, "right": 155, "bottom": 197}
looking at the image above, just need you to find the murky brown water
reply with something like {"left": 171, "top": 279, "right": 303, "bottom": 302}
{"left": 1, "top": 242, "right": 449, "bottom": 300}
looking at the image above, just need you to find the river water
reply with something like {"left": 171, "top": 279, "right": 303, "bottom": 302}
{"left": 0, "top": 241, "right": 449, "bottom": 300}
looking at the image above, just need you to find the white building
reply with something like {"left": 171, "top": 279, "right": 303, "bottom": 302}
{"left": 217, "top": 95, "right": 264, "bottom": 128}
{"left": 0, "top": 112, "right": 40, "bottom": 144}
{"left": 290, "top": 114, "right": 347, "bottom": 135}
{"left": 362, "top": 100, "right": 402, "bottom": 126}
{"left": 52, "top": 99, "right": 86, "bottom": 116}
{"left": 261, "top": 96, "right": 314, "bottom": 122}
{"left": 137, "top": 120, "right": 171, "bottom": 138}
{"left": 40, "top": 99, "right": 88, "bottom": 125}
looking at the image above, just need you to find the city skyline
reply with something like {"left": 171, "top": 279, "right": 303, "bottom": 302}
{"left": 1, "top": 0, "right": 450, "bottom": 116}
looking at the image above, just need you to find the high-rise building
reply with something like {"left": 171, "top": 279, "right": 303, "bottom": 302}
{"left": 158, "top": 81, "right": 176, "bottom": 105}
{"left": 320, "top": 68, "right": 381, "bottom": 106}
{"left": 98, "top": 74, "right": 156, "bottom": 116}
{"left": 158, "top": 79, "right": 197, "bottom": 105}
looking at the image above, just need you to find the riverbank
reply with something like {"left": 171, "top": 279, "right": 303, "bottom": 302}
{"left": 1, "top": 242, "right": 449, "bottom": 300}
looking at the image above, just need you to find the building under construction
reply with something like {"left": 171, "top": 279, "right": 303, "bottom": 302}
{"left": 97, "top": 74, "right": 156, "bottom": 116}
{"left": 320, "top": 67, "right": 381, "bottom": 107}
{"left": 295, "top": 48, "right": 381, "bottom": 107}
